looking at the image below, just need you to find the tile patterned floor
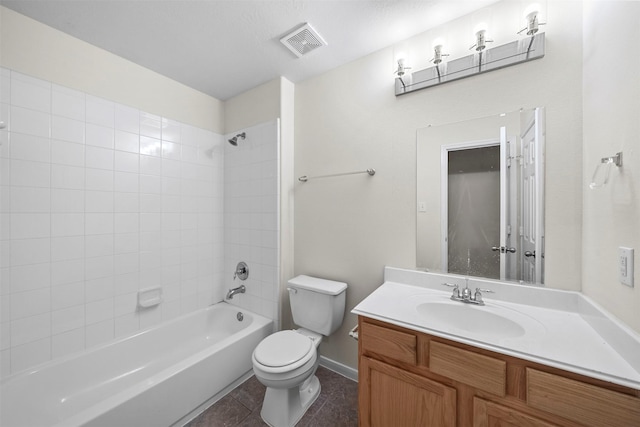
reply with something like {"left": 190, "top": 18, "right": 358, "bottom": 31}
{"left": 185, "top": 366, "right": 358, "bottom": 427}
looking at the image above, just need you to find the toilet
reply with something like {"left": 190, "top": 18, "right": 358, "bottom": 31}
{"left": 252, "top": 275, "right": 347, "bottom": 427}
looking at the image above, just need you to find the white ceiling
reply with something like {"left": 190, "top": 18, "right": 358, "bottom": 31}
{"left": 2, "top": 0, "right": 497, "bottom": 100}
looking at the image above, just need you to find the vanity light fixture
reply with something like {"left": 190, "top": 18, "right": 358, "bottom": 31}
{"left": 518, "top": 4, "right": 545, "bottom": 36}
{"left": 395, "top": 17, "right": 546, "bottom": 96}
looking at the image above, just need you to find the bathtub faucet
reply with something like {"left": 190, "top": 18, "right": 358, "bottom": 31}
{"left": 226, "top": 285, "right": 246, "bottom": 300}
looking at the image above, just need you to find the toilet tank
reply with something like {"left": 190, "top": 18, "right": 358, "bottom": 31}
{"left": 288, "top": 275, "right": 347, "bottom": 336}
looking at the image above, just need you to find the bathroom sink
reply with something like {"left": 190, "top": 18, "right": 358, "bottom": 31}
{"left": 416, "top": 301, "right": 532, "bottom": 338}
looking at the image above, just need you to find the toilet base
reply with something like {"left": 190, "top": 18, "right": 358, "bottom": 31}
{"left": 260, "top": 375, "right": 321, "bottom": 427}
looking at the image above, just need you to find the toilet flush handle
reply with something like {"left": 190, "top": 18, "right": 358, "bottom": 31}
{"left": 287, "top": 287, "right": 297, "bottom": 294}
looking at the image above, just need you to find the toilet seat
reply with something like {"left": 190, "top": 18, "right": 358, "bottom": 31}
{"left": 253, "top": 331, "right": 315, "bottom": 374}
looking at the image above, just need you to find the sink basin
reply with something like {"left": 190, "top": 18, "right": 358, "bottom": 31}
{"left": 416, "top": 301, "right": 532, "bottom": 338}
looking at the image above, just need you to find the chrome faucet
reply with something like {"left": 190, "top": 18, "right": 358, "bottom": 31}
{"left": 442, "top": 280, "right": 494, "bottom": 306}
{"left": 226, "top": 285, "right": 246, "bottom": 300}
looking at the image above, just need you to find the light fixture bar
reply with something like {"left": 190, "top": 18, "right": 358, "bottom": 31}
{"left": 395, "top": 33, "right": 545, "bottom": 96}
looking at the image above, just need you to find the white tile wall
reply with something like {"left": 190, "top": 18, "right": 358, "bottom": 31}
{"left": 224, "top": 120, "right": 280, "bottom": 324}
{"left": 0, "top": 68, "right": 226, "bottom": 378}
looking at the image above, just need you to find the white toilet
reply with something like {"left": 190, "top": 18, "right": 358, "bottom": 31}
{"left": 252, "top": 275, "right": 347, "bottom": 427}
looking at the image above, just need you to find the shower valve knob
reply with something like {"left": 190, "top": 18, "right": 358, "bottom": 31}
{"left": 233, "top": 262, "right": 249, "bottom": 281}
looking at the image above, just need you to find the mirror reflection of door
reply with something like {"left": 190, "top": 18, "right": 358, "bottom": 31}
{"left": 443, "top": 142, "right": 501, "bottom": 279}
{"left": 521, "top": 109, "right": 545, "bottom": 284}
{"left": 417, "top": 108, "right": 545, "bottom": 285}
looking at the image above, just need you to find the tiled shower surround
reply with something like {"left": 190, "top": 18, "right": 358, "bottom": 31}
{"left": 0, "top": 68, "right": 280, "bottom": 378}
{"left": 223, "top": 120, "right": 280, "bottom": 325}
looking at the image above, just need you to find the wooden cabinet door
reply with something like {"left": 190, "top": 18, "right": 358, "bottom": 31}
{"left": 473, "top": 398, "right": 560, "bottom": 427}
{"left": 359, "top": 356, "right": 456, "bottom": 427}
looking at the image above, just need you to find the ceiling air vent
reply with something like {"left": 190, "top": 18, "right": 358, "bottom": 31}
{"left": 280, "top": 23, "right": 327, "bottom": 58}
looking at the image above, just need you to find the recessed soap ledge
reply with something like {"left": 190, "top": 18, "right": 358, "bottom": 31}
{"left": 352, "top": 266, "right": 640, "bottom": 390}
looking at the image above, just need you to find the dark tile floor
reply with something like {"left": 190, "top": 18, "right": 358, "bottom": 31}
{"left": 185, "top": 366, "right": 358, "bottom": 427}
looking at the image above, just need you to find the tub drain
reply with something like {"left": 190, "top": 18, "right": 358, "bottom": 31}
{"left": 237, "top": 312, "right": 244, "bottom": 321}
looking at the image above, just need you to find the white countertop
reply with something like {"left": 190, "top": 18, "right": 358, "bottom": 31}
{"left": 352, "top": 268, "right": 640, "bottom": 390}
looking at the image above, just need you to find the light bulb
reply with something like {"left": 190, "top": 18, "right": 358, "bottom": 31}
{"left": 473, "top": 22, "right": 488, "bottom": 37}
{"left": 522, "top": 3, "right": 542, "bottom": 35}
{"left": 395, "top": 58, "right": 409, "bottom": 77}
{"left": 524, "top": 3, "right": 540, "bottom": 20}
{"left": 432, "top": 37, "right": 445, "bottom": 50}
{"left": 431, "top": 38, "right": 447, "bottom": 65}
{"left": 472, "top": 23, "right": 491, "bottom": 51}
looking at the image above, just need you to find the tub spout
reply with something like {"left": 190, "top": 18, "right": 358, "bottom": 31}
{"left": 226, "top": 285, "right": 246, "bottom": 300}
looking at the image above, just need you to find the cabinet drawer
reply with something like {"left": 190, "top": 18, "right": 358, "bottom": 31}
{"left": 429, "top": 341, "right": 506, "bottom": 396}
{"left": 360, "top": 321, "right": 417, "bottom": 365}
{"left": 473, "top": 397, "right": 559, "bottom": 427}
{"left": 527, "top": 369, "right": 640, "bottom": 427}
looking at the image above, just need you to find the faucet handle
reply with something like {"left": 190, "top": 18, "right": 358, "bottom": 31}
{"left": 474, "top": 288, "right": 494, "bottom": 304}
{"left": 442, "top": 282, "right": 460, "bottom": 298}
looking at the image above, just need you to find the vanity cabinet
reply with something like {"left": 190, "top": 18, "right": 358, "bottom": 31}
{"left": 358, "top": 316, "right": 640, "bottom": 427}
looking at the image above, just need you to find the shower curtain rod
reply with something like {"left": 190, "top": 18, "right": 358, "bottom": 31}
{"left": 298, "top": 168, "right": 376, "bottom": 182}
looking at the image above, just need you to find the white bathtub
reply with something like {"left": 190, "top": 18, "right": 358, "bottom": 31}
{"left": 0, "top": 302, "right": 273, "bottom": 427}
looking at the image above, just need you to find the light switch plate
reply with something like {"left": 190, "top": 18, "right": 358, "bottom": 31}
{"left": 619, "top": 247, "right": 634, "bottom": 287}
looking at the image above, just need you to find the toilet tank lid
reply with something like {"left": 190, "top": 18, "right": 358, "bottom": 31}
{"left": 288, "top": 275, "right": 347, "bottom": 295}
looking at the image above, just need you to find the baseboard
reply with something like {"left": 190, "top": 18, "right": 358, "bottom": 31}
{"left": 319, "top": 355, "right": 358, "bottom": 382}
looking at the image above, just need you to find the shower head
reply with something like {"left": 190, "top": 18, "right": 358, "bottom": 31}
{"left": 228, "top": 132, "right": 246, "bottom": 146}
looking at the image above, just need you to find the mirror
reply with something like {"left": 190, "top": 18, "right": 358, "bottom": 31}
{"left": 417, "top": 108, "right": 545, "bottom": 285}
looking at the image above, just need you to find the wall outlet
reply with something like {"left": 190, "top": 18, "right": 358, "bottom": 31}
{"left": 619, "top": 247, "right": 634, "bottom": 287}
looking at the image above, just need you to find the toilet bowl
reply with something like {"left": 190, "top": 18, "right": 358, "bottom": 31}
{"left": 252, "top": 329, "right": 322, "bottom": 427}
{"left": 252, "top": 331, "right": 321, "bottom": 427}
{"left": 251, "top": 275, "right": 347, "bottom": 427}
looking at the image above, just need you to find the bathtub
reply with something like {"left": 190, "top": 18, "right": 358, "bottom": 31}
{"left": 0, "top": 302, "right": 273, "bottom": 427}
